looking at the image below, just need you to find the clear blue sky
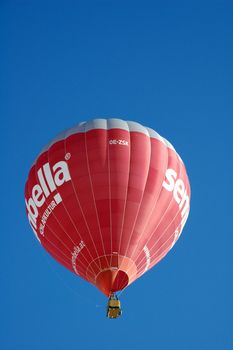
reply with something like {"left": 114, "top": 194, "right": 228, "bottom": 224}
{"left": 1, "top": 1, "right": 232, "bottom": 349}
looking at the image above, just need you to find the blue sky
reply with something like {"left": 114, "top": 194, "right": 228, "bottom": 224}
{"left": 1, "top": 1, "right": 232, "bottom": 349}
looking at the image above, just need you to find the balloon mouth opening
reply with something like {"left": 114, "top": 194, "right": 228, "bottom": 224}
{"left": 95, "top": 269, "right": 129, "bottom": 296}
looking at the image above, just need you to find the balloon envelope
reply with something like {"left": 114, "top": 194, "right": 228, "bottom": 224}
{"left": 25, "top": 119, "right": 190, "bottom": 296}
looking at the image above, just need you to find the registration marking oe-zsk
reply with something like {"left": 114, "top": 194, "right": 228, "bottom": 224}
{"left": 109, "top": 139, "right": 129, "bottom": 146}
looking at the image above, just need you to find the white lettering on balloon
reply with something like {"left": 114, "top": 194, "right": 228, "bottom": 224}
{"left": 25, "top": 160, "right": 71, "bottom": 242}
{"left": 71, "top": 241, "right": 86, "bottom": 274}
{"left": 162, "top": 168, "right": 190, "bottom": 247}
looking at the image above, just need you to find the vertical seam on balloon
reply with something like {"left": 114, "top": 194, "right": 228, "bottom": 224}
{"left": 84, "top": 127, "right": 110, "bottom": 270}
{"left": 140, "top": 208, "right": 190, "bottom": 274}
{"left": 107, "top": 123, "right": 113, "bottom": 268}
{"left": 117, "top": 133, "right": 152, "bottom": 292}
{"left": 137, "top": 150, "right": 184, "bottom": 271}
{"left": 135, "top": 171, "right": 190, "bottom": 275}
{"left": 126, "top": 149, "right": 179, "bottom": 276}
{"left": 117, "top": 125, "right": 131, "bottom": 267}
{"left": 27, "top": 162, "right": 93, "bottom": 276}
{"left": 47, "top": 135, "right": 99, "bottom": 275}
{"left": 35, "top": 145, "right": 97, "bottom": 277}
{"left": 116, "top": 140, "right": 170, "bottom": 295}
{"left": 27, "top": 168, "right": 90, "bottom": 276}
{"left": 122, "top": 140, "right": 171, "bottom": 281}
{"left": 121, "top": 137, "right": 169, "bottom": 280}
{"left": 127, "top": 149, "right": 186, "bottom": 277}
{"left": 123, "top": 133, "right": 151, "bottom": 260}
{"left": 136, "top": 208, "right": 185, "bottom": 274}
{"left": 122, "top": 192, "right": 189, "bottom": 285}
{"left": 114, "top": 124, "right": 131, "bottom": 292}
{"left": 63, "top": 131, "right": 103, "bottom": 272}
{"left": 131, "top": 204, "right": 190, "bottom": 280}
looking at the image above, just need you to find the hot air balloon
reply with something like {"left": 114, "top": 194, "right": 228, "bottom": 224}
{"left": 25, "top": 118, "right": 190, "bottom": 318}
